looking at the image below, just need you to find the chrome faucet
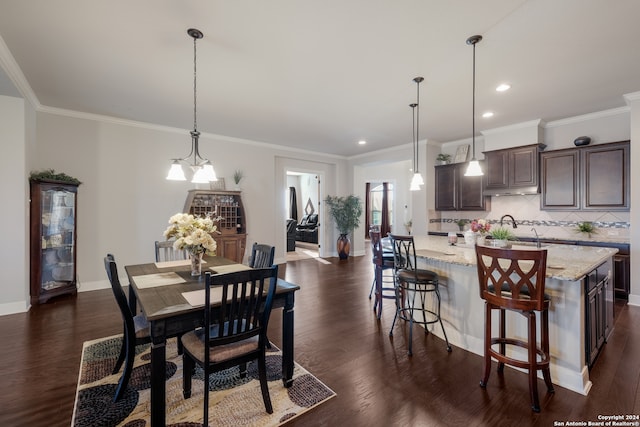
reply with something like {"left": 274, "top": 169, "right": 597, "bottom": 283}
{"left": 499, "top": 214, "right": 518, "bottom": 228}
{"left": 531, "top": 227, "right": 541, "bottom": 248}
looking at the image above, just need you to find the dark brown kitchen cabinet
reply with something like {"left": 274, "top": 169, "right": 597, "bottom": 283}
{"left": 577, "top": 241, "right": 630, "bottom": 300}
{"left": 613, "top": 253, "right": 630, "bottom": 300}
{"left": 540, "top": 141, "right": 629, "bottom": 211}
{"left": 583, "top": 142, "right": 629, "bottom": 210}
{"left": 435, "top": 162, "right": 489, "bottom": 211}
{"left": 540, "top": 149, "right": 580, "bottom": 209}
{"left": 483, "top": 143, "right": 545, "bottom": 196}
{"left": 585, "top": 262, "right": 612, "bottom": 368}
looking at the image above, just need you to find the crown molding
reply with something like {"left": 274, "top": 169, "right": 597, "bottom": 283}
{"left": 545, "top": 106, "right": 630, "bottom": 128}
{"left": 0, "top": 34, "right": 39, "bottom": 108}
{"left": 623, "top": 91, "right": 640, "bottom": 104}
{"left": 480, "top": 119, "right": 543, "bottom": 136}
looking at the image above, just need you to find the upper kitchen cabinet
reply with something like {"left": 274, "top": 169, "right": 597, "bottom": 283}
{"left": 435, "top": 161, "right": 490, "bottom": 211}
{"left": 541, "top": 140, "right": 629, "bottom": 211}
{"left": 483, "top": 143, "right": 546, "bottom": 196}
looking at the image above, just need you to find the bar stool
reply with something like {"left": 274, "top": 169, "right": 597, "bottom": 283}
{"left": 370, "top": 230, "right": 396, "bottom": 319}
{"left": 475, "top": 245, "right": 554, "bottom": 412}
{"left": 389, "top": 234, "right": 452, "bottom": 355}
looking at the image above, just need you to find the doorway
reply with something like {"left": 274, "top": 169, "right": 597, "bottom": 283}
{"left": 365, "top": 182, "right": 394, "bottom": 238}
{"left": 286, "top": 171, "right": 320, "bottom": 261}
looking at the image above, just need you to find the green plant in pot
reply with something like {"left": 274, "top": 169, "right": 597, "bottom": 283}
{"left": 436, "top": 153, "right": 452, "bottom": 165}
{"left": 576, "top": 221, "right": 596, "bottom": 238}
{"left": 324, "top": 195, "right": 363, "bottom": 260}
{"left": 489, "top": 227, "right": 517, "bottom": 248}
{"left": 233, "top": 170, "right": 244, "bottom": 189}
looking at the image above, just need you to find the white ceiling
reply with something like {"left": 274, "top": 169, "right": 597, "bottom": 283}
{"left": 0, "top": 0, "right": 639, "bottom": 157}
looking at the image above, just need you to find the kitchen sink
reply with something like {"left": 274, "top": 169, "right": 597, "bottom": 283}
{"left": 508, "top": 242, "right": 550, "bottom": 249}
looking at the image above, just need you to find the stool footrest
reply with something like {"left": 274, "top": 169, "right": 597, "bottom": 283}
{"left": 489, "top": 337, "right": 551, "bottom": 370}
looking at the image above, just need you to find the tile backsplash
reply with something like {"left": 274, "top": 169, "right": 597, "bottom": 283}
{"left": 429, "top": 194, "right": 630, "bottom": 242}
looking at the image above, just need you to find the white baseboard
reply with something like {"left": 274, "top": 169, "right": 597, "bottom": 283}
{"left": 0, "top": 300, "right": 29, "bottom": 316}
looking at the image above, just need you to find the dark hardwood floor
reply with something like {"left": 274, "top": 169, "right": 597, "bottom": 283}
{"left": 1, "top": 251, "right": 639, "bottom": 426}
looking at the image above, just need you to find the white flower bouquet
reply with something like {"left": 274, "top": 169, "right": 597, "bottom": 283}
{"left": 163, "top": 213, "right": 220, "bottom": 255}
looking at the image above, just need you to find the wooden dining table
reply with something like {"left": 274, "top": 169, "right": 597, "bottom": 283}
{"left": 125, "top": 256, "right": 300, "bottom": 427}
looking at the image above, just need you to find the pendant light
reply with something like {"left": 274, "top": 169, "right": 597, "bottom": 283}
{"left": 410, "top": 76, "right": 425, "bottom": 191}
{"left": 166, "top": 28, "right": 217, "bottom": 183}
{"left": 409, "top": 103, "right": 420, "bottom": 191}
{"left": 464, "top": 35, "right": 484, "bottom": 177}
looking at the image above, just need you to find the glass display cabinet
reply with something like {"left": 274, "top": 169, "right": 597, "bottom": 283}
{"left": 29, "top": 179, "right": 79, "bottom": 304}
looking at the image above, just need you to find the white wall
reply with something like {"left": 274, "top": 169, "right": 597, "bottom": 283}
{"left": 4, "top": 110, "right": 347, "bottom": 307}
{"left": 0, "top": 95, "right": 28, "bottom": 313}
{"left": 625, "top": 92, "right": 640, "bottom": 306}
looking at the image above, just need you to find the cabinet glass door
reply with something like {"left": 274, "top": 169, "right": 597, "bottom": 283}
{"left": 40, "top": 188, "right": 75, "bottom": 291}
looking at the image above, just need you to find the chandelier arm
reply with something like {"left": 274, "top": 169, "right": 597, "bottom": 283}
{"left": 193, "top": 32, "right": 198, "bottom": 133}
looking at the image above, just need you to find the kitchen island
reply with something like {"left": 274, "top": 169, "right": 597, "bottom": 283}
{"left": 409, "top": 235, "right": 617, "bottom": 396}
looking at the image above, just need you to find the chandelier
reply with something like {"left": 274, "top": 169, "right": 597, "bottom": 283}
{"left": 166, "top": 28, "right": 217, "bottom": 183}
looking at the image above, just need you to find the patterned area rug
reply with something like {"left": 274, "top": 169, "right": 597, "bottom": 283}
{"left": 71, "top": 335, "right": 335, "bottom": 426}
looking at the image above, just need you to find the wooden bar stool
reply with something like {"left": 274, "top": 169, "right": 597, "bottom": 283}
{"left": 475, "top": 245, "right": 554, "bottom": 412}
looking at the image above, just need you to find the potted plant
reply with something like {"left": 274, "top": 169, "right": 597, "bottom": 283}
{"left": 233, "top": 170, "right": 244, "bottom": 190}
{"left": 489, "top": 227, "right": 517, "bottom": 248}
{"left": 576, "top": 221, "right": 596, "bottom": 238}
{"left": 456, "top": 219, "right": 467, "bottom": 231}
{"left": 29, "top": 169, "right": 82, "bottom": 185}
{"left": 324, "top": 194, "right": 363, "bottom": 259}
{"left": 436, "top": 153, "right": 452, "bottom": 165}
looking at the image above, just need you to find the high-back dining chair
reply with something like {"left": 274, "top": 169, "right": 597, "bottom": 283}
{"left": 180, "top": 266, "right": 279, "bottom": 425}
{"left": 370, "top": 229, "right": 396, "bottom": 319}
{"left": 475, "top": 245, "right": 554, "bottom": 412}
{"left": 155, "top": 240, "right": 188, "bottom": 262}
{"left": 249, "top": 243, "right": 275, "bottom": 268}
{"left": 104, "top": 254, "right": 151, "bottom": 402}
{"left": 388, "top": 234, "right": 452, "bottom": 355}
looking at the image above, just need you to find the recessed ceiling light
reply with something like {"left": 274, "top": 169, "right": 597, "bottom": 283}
{"left": 482, "top": 111, "right": 494, "bottom": 118}
{"left": 358, "top": 140, "right": 367, "bottom": 145}
{"left": 496, "top": 83, "right": 511, "bottom": 92}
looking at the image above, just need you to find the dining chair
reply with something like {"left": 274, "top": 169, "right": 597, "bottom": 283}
{"left": 475, "top": 245, "right": 554, "bottom": 412}
{"left": 104, "top": 253, "right": 151, "bottom": 402}
{"left": 155, "top": 240, "right": 188, "bottom": 262}
{"left": 181, "top": 266, "right": 279, "bottom": 424}
{"left": 388, "top": 234, "right": 452, "bottom": 355}
{"left": 249, "top": 242, "right": 275, "bottom": 268}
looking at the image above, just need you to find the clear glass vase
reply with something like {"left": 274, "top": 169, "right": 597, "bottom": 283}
{"left": 190, "top": 252, "right": 203, "bottom": 276}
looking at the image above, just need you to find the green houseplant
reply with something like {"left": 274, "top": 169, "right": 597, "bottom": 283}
{"left": 324, "top": 195, "right": 363, "bottom": 259}
{"left": 576, "top": 221, "right": 596, "bottom": 237}
{"left": 233, "top": 170, "right": 244, "bottom": 189}
{"left": 489, "top": 227, "right": 517, "bottom": 248}
{"left": 436, "top": 153, "right": 452, "bottom": 165}
{"left": 29, "top": 169, "right": 82, "bottom": 185}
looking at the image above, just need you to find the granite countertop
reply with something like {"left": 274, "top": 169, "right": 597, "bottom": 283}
{"left": 413, "top": 235, "right": 618, "bottom": 282}
{"left": 428, "top": 231, "right": 629, "bottom": 246}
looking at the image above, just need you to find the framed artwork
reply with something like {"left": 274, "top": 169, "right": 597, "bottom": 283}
{"left": 454, "top": 145, "right": 470, "bottom": 163}
{"left": 209, "top": 178, "right": 226, "bottom": 190}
